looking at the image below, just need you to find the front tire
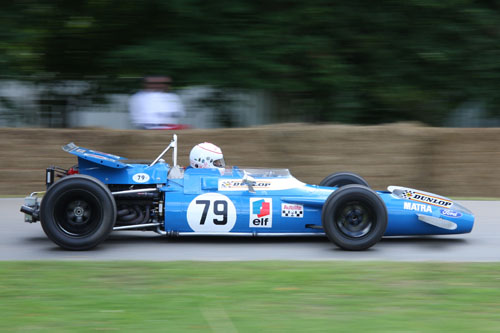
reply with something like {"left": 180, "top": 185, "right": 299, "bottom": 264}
{"left": 320, "top": 172, "right": 369, "bottom": 188}
{"left": 40, "top": 175, "right": 116, "bottom": 250}
{"left": 321, "top": 185, "right": 387, "bottom": 251}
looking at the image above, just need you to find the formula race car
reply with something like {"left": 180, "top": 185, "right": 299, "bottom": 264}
{"left": 20, "top": 135, "right": 474, "bottom": 251}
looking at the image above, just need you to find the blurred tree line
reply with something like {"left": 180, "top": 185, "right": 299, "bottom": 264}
{"left": 1, "top": 0, "right": 500, "bottom": 125}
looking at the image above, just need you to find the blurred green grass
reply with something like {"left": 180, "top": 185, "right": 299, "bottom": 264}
{"left": 1, "top": 261, "right": 500, "bottom": 332}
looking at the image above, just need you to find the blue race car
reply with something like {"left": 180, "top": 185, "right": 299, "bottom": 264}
{"left": 21, "top": 135, "right": 474, "bottom": 251}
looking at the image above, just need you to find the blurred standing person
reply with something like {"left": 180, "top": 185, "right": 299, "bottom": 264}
{"left": 129, "top": 76, "right": 186, "bottom": 129}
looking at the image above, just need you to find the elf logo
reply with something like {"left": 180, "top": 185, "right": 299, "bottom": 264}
{"left": 250, "top": 198, "right": 272, "bottom": 228}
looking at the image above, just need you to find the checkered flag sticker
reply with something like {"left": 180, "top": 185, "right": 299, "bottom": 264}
{"left": 281, "top": 204, "right": 304, "bottom": 218}
{"left": 401, "top": 190, "right": 415, "bottom": 199}
{"left": 282, "top": 210, "right": 303, "bottom": 217}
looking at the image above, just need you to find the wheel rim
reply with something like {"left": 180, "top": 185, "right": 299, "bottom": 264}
{"left": 53, "top": 189, "right": 103, "bottom": 237}
{"left": 335, "top": 201, "right": 373, "bottom": 238}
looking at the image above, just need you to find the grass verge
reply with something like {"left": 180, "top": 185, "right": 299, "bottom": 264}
{"left": 1, "top": 261, "right": 500, "bottom": 332}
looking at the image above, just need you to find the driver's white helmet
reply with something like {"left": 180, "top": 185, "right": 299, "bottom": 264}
{"left": 189, "top": 142, "right": 225, "bottom": 168}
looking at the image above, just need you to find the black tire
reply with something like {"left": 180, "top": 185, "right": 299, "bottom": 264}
{"left": 319, "top": 172, "right": 369, "bottom": 188}
{"left": 321, "top": 184, "right": 387, "bottom": 251}
{"left": 40, "top": 175, "right": 116, "bottom": 250}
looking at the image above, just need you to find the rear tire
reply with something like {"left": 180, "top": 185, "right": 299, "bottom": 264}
{"left": 321, "top": 185, "right": 387, "bottom": 250}
{"left": 40, "top": 175, "right": 116, "bottom": 250}
{"left": 319, "top": 172, "right": 369, "bottom": 188}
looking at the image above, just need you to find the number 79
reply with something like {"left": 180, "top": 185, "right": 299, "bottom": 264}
{"left": 195, "top": 200, "right": 228, "bottom": 225}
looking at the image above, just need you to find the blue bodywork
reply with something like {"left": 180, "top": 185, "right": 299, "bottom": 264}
{"left": 64, "top": 143, "right": 474, "bottom": 237}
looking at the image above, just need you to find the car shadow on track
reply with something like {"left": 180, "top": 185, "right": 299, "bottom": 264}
{"left": 381, "top": 236, "right": 467, "bottom": 245}
{"left": 107, "top": 233, "right": 330, "bottom": 244}
{"left": 382, "top": 236, "right": 467, "bottom": 249}
{"left": 106, "top": 233, "right": 466, "bottom": 247}
{"left": 24, "top": 234, "right": 467, "bottom": 254}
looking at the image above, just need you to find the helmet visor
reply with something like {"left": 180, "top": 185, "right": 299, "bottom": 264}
{"left": 213, "top": 158, "right": 225, "bottom": 168}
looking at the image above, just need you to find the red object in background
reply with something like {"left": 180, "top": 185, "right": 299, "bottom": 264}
{"left": 147, "top": 124, "right": 191, "bottom": 130}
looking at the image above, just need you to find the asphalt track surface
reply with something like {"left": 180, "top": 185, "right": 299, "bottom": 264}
{"left": 2, "top": 198, "right": 499, "bottom": 261}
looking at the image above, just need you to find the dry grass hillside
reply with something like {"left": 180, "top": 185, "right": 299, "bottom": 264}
{"left": 1, "top": 123, "right": 499, "bottom": 197}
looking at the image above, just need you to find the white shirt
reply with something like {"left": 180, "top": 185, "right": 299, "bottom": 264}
{"left": 129, "top": 91, "right": 185, "bottom": 127}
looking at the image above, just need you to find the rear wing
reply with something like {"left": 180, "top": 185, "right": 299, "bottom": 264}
{"left": 62, "top": 143, "right": 128, "bottom": 169}
{"left": 62, "top": 134, "right": 178, "bottom": 169}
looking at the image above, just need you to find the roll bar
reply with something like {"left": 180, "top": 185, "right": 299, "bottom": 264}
{"left": 149, "top": 134, "right": 178, "bottom": 167}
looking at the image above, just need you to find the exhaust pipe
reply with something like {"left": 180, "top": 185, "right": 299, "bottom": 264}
{"left": 20, "top": 194, "right": 40, "bottom": 223}
{"left": 20, "top": 205, "right": 39, "bottom": 222}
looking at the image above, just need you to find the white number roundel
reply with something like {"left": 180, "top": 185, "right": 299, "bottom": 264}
{"left": 187, "top": 193, "right": 237, "bottom": 232}
{"left": 132, "top": 173, "right": 150, "bottom": 183}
